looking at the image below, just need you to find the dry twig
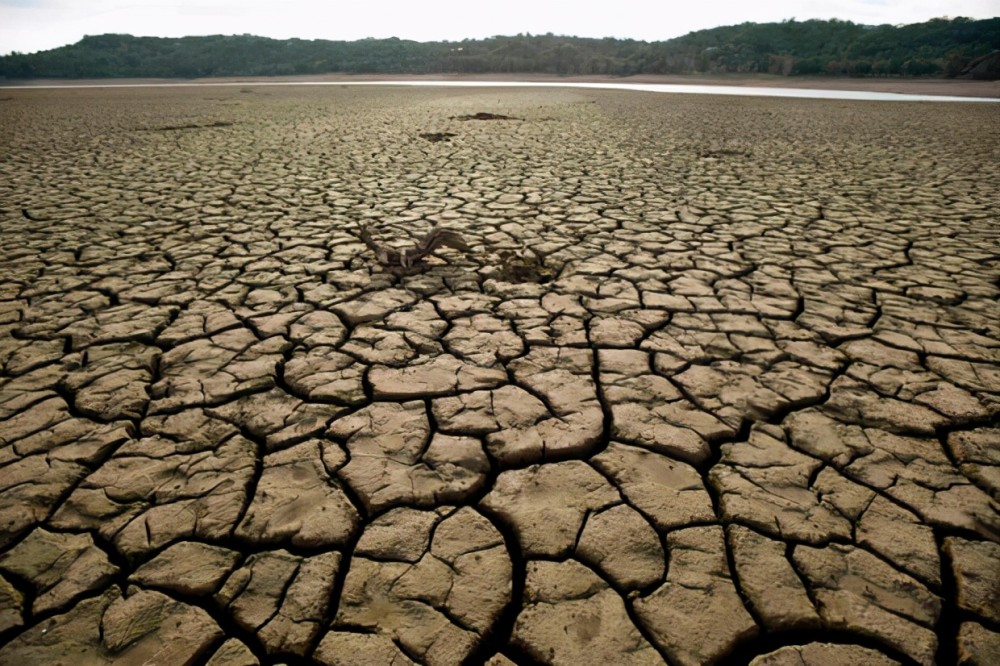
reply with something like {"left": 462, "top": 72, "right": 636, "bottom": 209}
{"left": 358, "top": 224, "right": 472, "bottom": 269}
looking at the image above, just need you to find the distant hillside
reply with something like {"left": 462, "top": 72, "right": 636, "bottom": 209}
{"left": 2, "top": 16, "right": 998, "bottom": 79}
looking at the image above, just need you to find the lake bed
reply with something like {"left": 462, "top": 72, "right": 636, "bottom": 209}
{"left": 1, "top": 85, "right": 998, "bottom": 665}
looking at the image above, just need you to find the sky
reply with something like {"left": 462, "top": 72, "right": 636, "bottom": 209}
{"left": 1, "top": 0, "right": 997, "bottom": 55}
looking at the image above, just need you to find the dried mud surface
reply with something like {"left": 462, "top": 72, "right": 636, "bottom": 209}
{"left": 0, "top": 85, "right": 998, "bottom": 665}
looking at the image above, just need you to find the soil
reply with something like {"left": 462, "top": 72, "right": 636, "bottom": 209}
{"left": 0, "top": 84, "right": 997, "bottom": 666}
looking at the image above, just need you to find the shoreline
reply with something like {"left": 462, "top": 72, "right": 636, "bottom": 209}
{"left": 3, "top": 72, "right": 998, "bottom": 98}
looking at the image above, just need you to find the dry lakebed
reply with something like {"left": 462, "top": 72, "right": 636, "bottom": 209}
{"left": 0, "top": 84, "right": 998, "bottom": 665}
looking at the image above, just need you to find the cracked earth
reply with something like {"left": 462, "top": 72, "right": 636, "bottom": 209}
{"left": 0, "top": 85, "right": 998, "bottom": 665}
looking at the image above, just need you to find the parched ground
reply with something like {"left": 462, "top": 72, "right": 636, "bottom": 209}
{"left": 0, "top": 85, "right": 997, "bottom": 665}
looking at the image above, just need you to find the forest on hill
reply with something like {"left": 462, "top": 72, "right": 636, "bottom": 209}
{"left": 1, "top": 16, "right": 998, "bottom": 79}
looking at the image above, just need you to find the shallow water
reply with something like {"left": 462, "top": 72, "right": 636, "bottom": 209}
{"left": 353, "top": 80, "right": 1000, "bottom": 103}
{"left": 3, "top": 78, "right": 998, "bottom": 102}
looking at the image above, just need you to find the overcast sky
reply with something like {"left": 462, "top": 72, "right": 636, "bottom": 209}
{"left": 1, "top": 0, "right": 996, "bottom": 55}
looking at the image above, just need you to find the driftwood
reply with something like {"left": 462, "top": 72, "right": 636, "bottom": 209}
{"left": 358, "top": 225, "right": 473, "bottom": 269}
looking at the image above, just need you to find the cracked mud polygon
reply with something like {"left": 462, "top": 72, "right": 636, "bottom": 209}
{"left": 0, "top": 85, "right": 998, "bottom": 665}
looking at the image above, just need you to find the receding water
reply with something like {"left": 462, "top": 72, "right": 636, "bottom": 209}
{"left": 349, "top": 80, "right": 1000, "bottom": 103}
{"left": 3, "top": 79, "right": 998, "bottom": 102}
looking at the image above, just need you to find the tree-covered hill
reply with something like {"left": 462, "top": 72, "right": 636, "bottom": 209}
{"left": 1, "top": 16, "right": 997, "bottom": 79}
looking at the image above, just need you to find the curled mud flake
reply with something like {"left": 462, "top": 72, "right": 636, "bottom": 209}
{"left": 369, "top": 353, "right": 507, "bottom": 399}
{"left": 62, "top": 342, "right": 161, "bottom": 421}
{"left": 0, "top": 399, "right": 134, "bottom": 546}
{"left": 258, "top": 552, "right": 342, "bottom": 656}
{"left": 947, "top": 427, "right": 1000, "bottom": 499}
{"left": 204, "top": 638, "right": 260, "bottom": 666}
{"left": 207, "top": 388, "right": 347, "bottom": 452}
{"left": 0, "top": 589, "right": 120, "bottom": 663}
{"left": 856, "top": 495, "right": 941, "bottom": 586}
{"left": 148, "top": 327, "right": 290, "bottom": 414}
{"left": 315, "top": 631, "right": 417, "bottom": 665}
{"left": 592, "top": 441, "right": 716, "bottom": 530}
{"left": 599, "top": 348, "right": 725, "bottom": 465}
{"left": 0, "top": 572, "right": 23, "bottom": 634}
{"left": 285, "top": 347, "right": 367, "bottom": 404}
{"left": 20, "top": 208, "right": 47, "bottom": 222}
{"left": 489, "top": 346, "right": 604, "bottom": 465}
{"left": 355, "top": 507, "right": 443, "bottom": 563}
{"left": 957, "top": 622, "right": 1000, "bottom": 666}
{"left": 216, "top": 549, "right": 341, "bottom": 656}
{"left": 49, "top": 434, "right": 256, "bottom": 558}
{"left": 333, "top": 287, "right": 420, "bottom": 325}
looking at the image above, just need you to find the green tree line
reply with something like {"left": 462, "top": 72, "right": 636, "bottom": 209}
{"left": 1, "top": 17, "right": 997, "bottom": 79}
